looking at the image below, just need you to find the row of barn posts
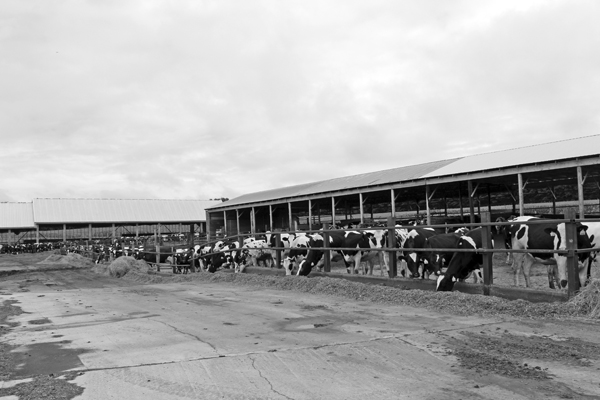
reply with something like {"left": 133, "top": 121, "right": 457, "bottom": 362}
{"left": 210, "top": 166, "right": 593, "bottom": 240}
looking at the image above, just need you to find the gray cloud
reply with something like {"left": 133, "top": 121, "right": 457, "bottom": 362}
{"left": 1, "top": 0, "right": 597, "bottom": 201}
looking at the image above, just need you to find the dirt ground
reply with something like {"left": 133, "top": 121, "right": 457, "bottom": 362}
{"left": 1, "top": 252, "right": 600, "bottom": 399}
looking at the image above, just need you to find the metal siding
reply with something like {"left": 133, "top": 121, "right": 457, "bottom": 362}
{"left": 32, "top": 199, "right": 220, "bottom": 224}
{"left": 0, "top": 202, "right": 35, "bottom": 229}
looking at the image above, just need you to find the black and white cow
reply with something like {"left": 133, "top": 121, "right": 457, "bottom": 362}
{"left": 282, "top": 234, "right": 314, "bottom": 275}
{"left": 209, "top": 239, "right": 244, "bottom": 273}
{"left": 510, "top": 216, "right": 593, "bottom": 289}
{"left": 436, "top": 228, "right": 487, "bottom": 291}
{"left": 399, "top": 228, "right": 438, "bottom": 279}
{"left": 421, "top": 232, "right": 463, "bottom": 276}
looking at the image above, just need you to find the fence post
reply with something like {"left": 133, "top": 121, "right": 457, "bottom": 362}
{"left": 322, "top": 223, "right": 331, "bottom": 273}
{"left": 155, "top": 245, "right": 160, "bottom": 272}
{"left": 564, "top": 209, "right": 580, "bottom": 298}
{"left": 481, "top": 211, "right": 493, "bottom": 295}
{"left": 275, "top": 233, "right": 282, "bottom": 270}
{"left": 387, "top": 216, "right": 397, "bottom": 278}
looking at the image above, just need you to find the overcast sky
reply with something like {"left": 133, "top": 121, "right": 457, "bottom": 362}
{"left": 1, "top": 0, "right": 599, "bottom": 203}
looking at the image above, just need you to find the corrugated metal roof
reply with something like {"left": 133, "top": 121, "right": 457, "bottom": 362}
{"left": 210, "top": 159, "right": 459, "bottom": 208}
{"left": 0, "top": 202, "right": 35, "bottom": 229}
{"left": 209, "top": 135, "right": 600, "bottom": 209}
{"left": 422, "top": 135, "right": 600, "bottom": 178}
{"left": 32, "top": 199, "right": 221, "bottom": 224}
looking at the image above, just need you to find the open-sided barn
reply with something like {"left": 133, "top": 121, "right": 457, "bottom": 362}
{"left": 205, "top": 135, "right": 600, "bottom": 237}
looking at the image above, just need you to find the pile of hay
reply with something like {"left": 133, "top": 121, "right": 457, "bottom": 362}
{"left": 569, "top": 278, "right": 600, "bottom": 318}
{"left": 94, "top": 257, "right": 149, "bottom": 278}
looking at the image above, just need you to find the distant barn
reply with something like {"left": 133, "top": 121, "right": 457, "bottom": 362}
{"left": 0, "top": 199, "right": 220, "bottom": 245}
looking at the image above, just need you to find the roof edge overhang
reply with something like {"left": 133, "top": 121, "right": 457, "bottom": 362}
{"left": 206, "top": 155, "right": 600, "bottom": 213}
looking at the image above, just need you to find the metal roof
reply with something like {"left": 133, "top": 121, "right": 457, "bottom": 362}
{"left": 422, "top": 135, "right": 600, "bottom": 178}
{"left": 209, "top": 135, "right": 600, "bottom": 210}
{"left": 0, "top": 202, "right": 35, "bottom": 229}
{"left": 32, "top": 199, "right": 221, "bottom": 224}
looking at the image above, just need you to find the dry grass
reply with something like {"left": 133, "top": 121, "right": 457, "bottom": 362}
{"left": 93, "top": 256, "right": 149, "bottom": 278}
{"left": 569, "top": 279, "right": 600, "bottom": 318}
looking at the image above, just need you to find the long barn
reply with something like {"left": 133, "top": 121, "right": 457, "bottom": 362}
{"left": 205, "top": 135, "right": 600, "bottom": 237}
{"left": 0, "top": 198, "right": 220, "bottom": 245}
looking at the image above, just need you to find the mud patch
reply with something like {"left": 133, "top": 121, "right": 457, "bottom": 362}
{"left": 28, "top": 317, "right": 51, "bottom": 325}
{"left": 300, "top": 304, "right": 330, "bottom": 311}
{"left": 11, "top": 341, "right": 89, "bottom": 378}
{"left": 0, "top": 374, "right": 84, "bottom": 400}
{"left": 447, "top": 330, "right": 600, "bottom": 381}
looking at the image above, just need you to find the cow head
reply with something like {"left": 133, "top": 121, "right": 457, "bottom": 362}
{"left": 546, "top": 223, "right": 592, "bottom": 288}
{"left": 436, "top": 232, "right": 482, "bottom": 291}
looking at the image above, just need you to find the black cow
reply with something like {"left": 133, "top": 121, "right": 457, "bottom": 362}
{"left": 436, "top": 228, "right": 486, "bottom": 291}
{"left": 421, "top": 233, "right": 462, "bottom": 276}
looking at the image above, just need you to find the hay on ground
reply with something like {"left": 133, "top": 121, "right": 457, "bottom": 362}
{"left": 569, "top": 278, "right": 600, "bottom": 318}
{"left": 106, "top": 257, "right": 149, "bottom": 278}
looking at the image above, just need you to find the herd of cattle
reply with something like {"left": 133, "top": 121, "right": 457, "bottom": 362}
{"left": 129, "top": 215, "right": 599, "bottom": 292}
{"left": 2, "top": 215, "right": 597, "bottom": 292}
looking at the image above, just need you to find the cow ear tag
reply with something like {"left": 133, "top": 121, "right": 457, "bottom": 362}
{"left": 452, "top": 277, "right": 457, "bottom": 282}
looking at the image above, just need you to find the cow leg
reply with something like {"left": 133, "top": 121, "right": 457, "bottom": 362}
{"left": 512, "top": 253, "right": 524, "bottom": 287}
{"left": 521, "top": 254, "right": 535, "bottom": 288}
{"left": 547, "top": 264, "right": 558, "bottom": 289}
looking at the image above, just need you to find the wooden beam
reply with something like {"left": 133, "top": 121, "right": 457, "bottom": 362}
{"left": 518, "top": 173, "right": 525, "bottom": 216}
{"left": 308, "top": 200, "right": 313, "bottom": 231}
{"left": 390, "top": 189, "right": 396, "bottom": 217}
{"left": 425, "top": 185, "right": 432, "bottom": 225}
{"left": 331, "top": 197, "right": 336, "bottom": 225}
{"left": 288, "top": 202, "right": 293, "bottom": 231}
{"left": 467, "top": 180, "right": 475, "bottom": 223}
{"left": 359, "top": 193, "right": 364, "bottom": 224}
{"left": 577, "top": 166, "right": 585, "bottom": 219}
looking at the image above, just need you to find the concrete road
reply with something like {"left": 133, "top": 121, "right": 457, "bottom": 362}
{"left": 2, "top": 271, "right": 600, "bottom": 399}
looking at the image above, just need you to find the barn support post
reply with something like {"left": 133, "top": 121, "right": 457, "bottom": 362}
{"left": 458, "top": 183, "right": 464, "bottom": 221}
{"left": 275, "top": 233, "right": 282, "bottom": 270}
{"left": 236, "top": 209, "right": 240, "bottom": 235}
{"left": 7, "top": 229, "right": 12, "bottom": 245}
{"left": 467, "top": 180, "right": 475, "bottom": 225}
{"left": 155, "top": 244, "right": 160, "bottom": 266}
{"left": 564, "top": 209, "right": 580, "bottom": 298}
{"left": 269, "top": 205, "right": 273, "bottom": 231}
{"left": 518, "top": 173, "right": 525, "bottom": 216}
{"left": 390, "top": 189, "right": 396, "bottom": 217}
{"left": 157, "top": 223, "right": 161, "bottom": 245}
{"left": 250, "top": 207, "right": 256, "bottom": 234}
{"left": 425, "top": 185, "right": 432, "bottom": 225}
{"left": 443, "top": 194, "right": 448, "bottom": 217}
{"left": 577, "top": 166, "right": 585, "bottom": 218}
{"left": 359, "top": 193, "right": 364, "bottom": 224}
{"left": 387, "top": 216, "right": 397, "bottom": 278}
{"left": 288, "top": 202, "right": 293, "bottom": 231}
{"left": 36, "top": 226, "right": 40, "bottom": 244}
{"left": 222, "top": 211, "right": 227, "bottom": 237}
{"left": 111, "top": 223, "right": 116, "bottom": 242}
{"left": 63, "top": 224, "right": 67, "bottom": 242}
{"left": 331, "top": 197, "right": 336, "bottom": 226}
{"left": 487, "top": 184, "right": 492, "bottom": 214}
{"left": 189, "top": 224, "right": 194, "bottom": 246}
{"left": 308, "top": 200, "right": 313, "bottom": 231}
{"left": 481, "top": 212, "right": 493, "bottom": 294}
{"left": 322, "top": 223, "right": 331, "bottom": 273}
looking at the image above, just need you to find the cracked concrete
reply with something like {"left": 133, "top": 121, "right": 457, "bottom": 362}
{"left": 2, "top": 273, "right": 600, "bottom": 399}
